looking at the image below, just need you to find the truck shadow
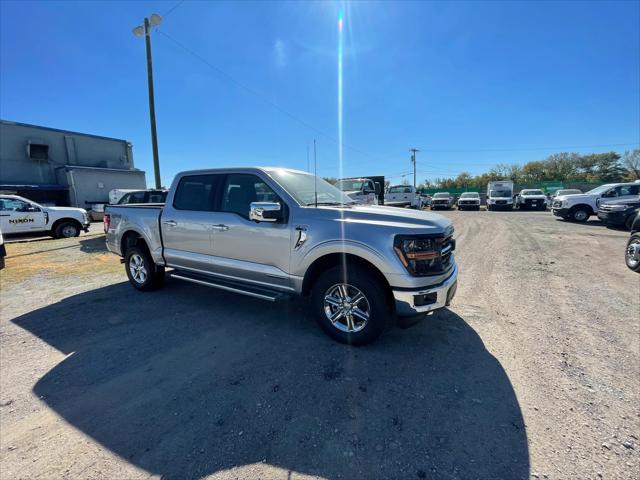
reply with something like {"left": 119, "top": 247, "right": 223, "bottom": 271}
{"left": 13, "top": 280, "right": 529, "bottom": 479}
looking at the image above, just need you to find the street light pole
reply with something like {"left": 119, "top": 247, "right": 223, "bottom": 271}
{"left": 134, "top": 14, "right": 162, "bottom": 189}
{"left": 144, "top": 17, "right": 161, "bottom": 189}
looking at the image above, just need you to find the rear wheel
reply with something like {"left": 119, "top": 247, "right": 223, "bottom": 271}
{"left": 311, "top": 265, "right": 390, "bottom": 345}
{"left": 125, "top": 246, "right": 165, "bottom": 291}
{"left": 626, "top": 234, "right": 640, "bottom": 272}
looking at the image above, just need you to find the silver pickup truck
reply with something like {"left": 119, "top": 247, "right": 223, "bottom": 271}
{"left": 104, "top": 167, "right": 458, "bottom": 345}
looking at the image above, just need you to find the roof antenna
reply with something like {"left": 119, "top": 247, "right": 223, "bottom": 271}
{"left": 314, "top": 139, "right": 318, "bottom": 208}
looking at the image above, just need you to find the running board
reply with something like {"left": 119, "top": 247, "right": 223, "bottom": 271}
{"left": 169, "top": 271, "right": 291, "bottom": 303}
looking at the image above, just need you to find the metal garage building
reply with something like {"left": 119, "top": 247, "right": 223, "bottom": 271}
{"left": 0, "top": 120, "right": 146, "bottom": 210}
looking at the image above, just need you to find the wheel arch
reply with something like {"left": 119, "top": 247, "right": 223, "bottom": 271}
{"left": 120, "top": 230, "right": 150, "bottom": 257}
{"left": 51, "top": 217, "right": 82, "bottom": 233}
{"left": 569, "top": 203, "right": 594, "bottom": 216}
{"left": 301, "top": 252, "right": 392, "bottom": 299}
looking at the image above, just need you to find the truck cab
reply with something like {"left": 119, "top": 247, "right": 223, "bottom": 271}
{"left": 552, "top": 182, "right": 640, "bottom": 222}
{"left": 335, "top": 178, "right": 379, "bottom": 205}
{"left": 385, "top": 185, "right": 422, "bottom": 209}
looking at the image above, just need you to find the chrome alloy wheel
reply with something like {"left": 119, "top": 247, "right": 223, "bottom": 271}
{"left": 323, "top": 283, "right": 371, "bottom": 333}
{"left": 129, "top": 254, "right": 148, "bottom": 284}
{"left": 626, "top": 238, "right": 640, "bottom": 269}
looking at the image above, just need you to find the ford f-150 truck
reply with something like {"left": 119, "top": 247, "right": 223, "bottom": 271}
{"left": 104, "top": 168, "right": 458, "bottom": 345}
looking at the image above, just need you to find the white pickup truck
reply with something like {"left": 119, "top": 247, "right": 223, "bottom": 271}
{"left": 552, "top": 182, "right": 640, "bottom": 222}
{"left": 0, "top": 194, "right": 90, "bottom": 238}
{"left": 385, "top": 185, "right": 423, "bottom": 209}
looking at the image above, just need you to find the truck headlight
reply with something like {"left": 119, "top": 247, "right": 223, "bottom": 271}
{"left": 394, "top": 234, "right": 455, "bottom": 276}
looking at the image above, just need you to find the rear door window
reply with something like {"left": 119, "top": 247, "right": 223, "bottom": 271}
{"left": 173, "top": 175, "right": 223, "bottom": 211}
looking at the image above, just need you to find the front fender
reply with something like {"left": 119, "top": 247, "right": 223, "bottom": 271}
{"left": 293, "top": 239, "right": 401, "bottom": 279}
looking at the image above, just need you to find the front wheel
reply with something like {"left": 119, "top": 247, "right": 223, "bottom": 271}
{"left": 54, "top": 221, "right": 80, "bottom": 238}
{"left": 625, "top": 234, "right": 640, "bottom": 273}
{"left": 570, "top": 207, "right": 590, "bottom": 222}
{"left": 311, "top": 265, "right": 391, "bottom": 345}
{"left": 125, "top": 246, "right": 165, "bottom": 291}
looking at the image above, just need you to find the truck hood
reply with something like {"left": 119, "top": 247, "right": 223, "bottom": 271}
{"left": 45, "top": 206, "right": 87, "bottom": 214}
{"left": 555, "top": 193, "right": 592, "bottom": 203}
{"left": 317, "top": 205, "right": 451, "bottom": 234}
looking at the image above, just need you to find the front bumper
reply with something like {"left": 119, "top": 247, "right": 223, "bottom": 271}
{"left": 597, "top": 210, "right": 628, "bottom": 227}
{"left": 552, "top": 207, "right": 570, "bottom": 217}
{"left": 392, "top": 264, "right": 458, "bottom": 316}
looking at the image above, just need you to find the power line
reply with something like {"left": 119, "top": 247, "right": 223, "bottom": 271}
{"left": 416, "top": 142, "right": 639, "bottom": 153}
{"left": 162, "top": 0, "right": 185, "bottom": 19}
{"left": 156, "top": 29, "right": 384, "bottom": 163}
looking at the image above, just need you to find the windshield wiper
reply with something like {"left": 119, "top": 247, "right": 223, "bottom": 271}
{"left": 309, "top": 201, "right": 354, "bottom": 207}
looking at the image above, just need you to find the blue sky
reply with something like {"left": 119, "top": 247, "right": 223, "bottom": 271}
{"left": 1, "top": 1, "right": 638, "bottom": 186}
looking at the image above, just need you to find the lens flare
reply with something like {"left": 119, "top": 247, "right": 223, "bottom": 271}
{"left": 337, "top": 7, "right": 347, "bottom": 279}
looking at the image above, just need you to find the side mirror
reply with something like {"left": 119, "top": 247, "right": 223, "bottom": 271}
{"left": 27, "top": 206, "right": 40, "bottom": 212}
{"left": 250, "top": 202, "right": 281, "bottom": 223}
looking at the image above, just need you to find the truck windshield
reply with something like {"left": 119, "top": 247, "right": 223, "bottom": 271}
{"left": 585, "top": 184, "right": 615, "bottom": 195}
{"left": 522, "top": 190, "right": 544, "bottom": 196}
{"left": 336, "top": 180, "right": 364, "bottom": 191}
{"left": 434, "top": 193, "right": 449, "bottom": 198}
{"left": 460, "top": 193, "right": 479, "bottom": 198}
{"left": 490, "top": 190, "right": 511, "bottom": 198}
{"left": 267, "top": 169, "right": 355, "bottom": 206}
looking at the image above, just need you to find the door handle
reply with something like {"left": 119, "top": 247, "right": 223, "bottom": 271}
{"left": 211, "top": 224, "right": 229, "bottom": 232}
{"left": 163, "top": 220, "right": 177, "bottom": 227}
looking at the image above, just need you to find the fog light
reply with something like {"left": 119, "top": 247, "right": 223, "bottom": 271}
{"left": 414, "top": 292, "right": 437, "bottom": 307}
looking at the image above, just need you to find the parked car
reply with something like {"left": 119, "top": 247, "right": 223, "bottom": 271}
{"left": 420, "top": 194, "right": 432, "bottom": 207}
{"left": 457, "top": 192, "right": 481, "bottom": 210}
{"left": 486, "top": 181, "right": 514, "bottom": 211}
{"left": 104, "top": 168, "right": 458, "bottom": 345}
{"left": 625, "top": 212, "right": 640, "bottom": 273}
{"left": 552, "top": 182, "right": 640, "bottom": 222}
{"left": 384, "top": 185, "right": 423, "bottom": 209}
{"left": 430, "top": 192, "right": 455, "bottom": 210}
{"left": 335, "top": 178, "right": 380, "bottom": 205}
{"left": 0, "top": 229, "right": 5, "bottom": 270}
{"left": 597, "top": 198, "right": 640, "bottom": 230}
{"left": 117, "top": 189, "right": 168, "bottom": 205}
{"left": 516, "top": 189, "right": 548, "bottom": 210}
{"left": 0, "top": 194, "right": 90, "bottom": 238}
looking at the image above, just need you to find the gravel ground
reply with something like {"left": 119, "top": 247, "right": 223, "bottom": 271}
{"left": 0, "top": 212, "right": 638, "bottom": 480}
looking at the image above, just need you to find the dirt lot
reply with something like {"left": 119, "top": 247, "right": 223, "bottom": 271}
{"left": 0, "top": 212, "right": 638, "bottom": 480}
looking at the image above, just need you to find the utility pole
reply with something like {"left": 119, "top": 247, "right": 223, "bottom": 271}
{"left": 133, "top": 14, "right": 162, "bottom": 189}
{"left": 410, "top": 148, "right": 419, "bottom": 189}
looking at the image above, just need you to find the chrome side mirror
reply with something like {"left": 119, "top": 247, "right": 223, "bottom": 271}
{"left": 249, "top": 202, "right": 281, "bottom": 222}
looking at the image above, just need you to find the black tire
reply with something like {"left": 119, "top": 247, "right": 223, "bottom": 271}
{"left": 124, "top": 246, "right": 165, "bottom": 291}
{"left": 53, "top": 221, "right": 80, "bottom": 238}
{"left": 570, "top": 206, "right": 590, "bottom": 222}
{"left": 625, "top": 215, "right": 634, "bottom": 231}
{"left": 626, "top": 233, "right": 640, "bottom": 273}
{"left": 311, "top": 265, "right": 391, "bottom": 345}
